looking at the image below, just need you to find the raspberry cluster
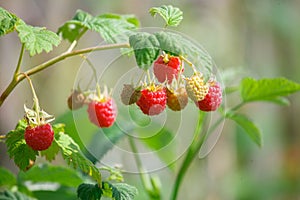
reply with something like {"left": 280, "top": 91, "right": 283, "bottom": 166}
{"left": 120, "top": 54, "right": 223, "bottom": 115}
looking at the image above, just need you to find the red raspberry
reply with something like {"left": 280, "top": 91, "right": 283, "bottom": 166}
{"left": 153, "top": 55, "right": 183, "bottom": 84}
{"left": 25, "top": 123, "right": 54, "bottom": 151}
{"left": 166, "top": 87, "right": 188, "bottom": 111}
{"left": 195, "top": 81, "right": 222, "bottom": 111}
{"left": 136, "top": 86, "right": 166, "bottom": 115}
{"left": 87, "top": 98, "right": 117, "bottom": 128}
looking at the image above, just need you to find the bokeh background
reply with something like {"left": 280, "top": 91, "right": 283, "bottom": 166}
{"left": 1, "top": 0, "right": 300, "bottom": 199}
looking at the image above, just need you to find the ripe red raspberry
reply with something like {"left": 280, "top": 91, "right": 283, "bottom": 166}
{"left": 87, "top": 98, "right": 117, "bottom": 128}
{"left": 195, "top": 81, "right": 222, "bottom": 111}
{"left": 136, "top": 86, "right": 166, "bottom": 115}
{"left": 153, "top": 55, "right": 183, "bottom": 84}
{"left": 24, "top": 123, "right": 54, "bottom": 151}
{"left": 166, "top": 87, "right": 188, "bottom": 111}
{"left": 120, "top": 84, "right": 141, "bottom": 105}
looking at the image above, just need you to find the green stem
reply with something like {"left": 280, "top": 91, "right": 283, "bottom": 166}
{"left": 14, "top": 44, "right": 25, "bottom": 76}
{"left": 170, "top": 111, "right": 206, "bottom": 200}
{"left": 22, "top": 73, "right": 41, "bottom": 124}
{"left": 128, "top": 137, "right": 160, "bottom": 200}
{"left": 229, "top": 102, "right": 244, "bottom": 112}
{"left": 147, "top": 70, "right": 152, "bottom": 83}
{"left": 0, "top": 42, "right": 130, "bottom": 107}
{"left": 179, "top": 55, "right": 197, "bottom": 73}
{"left": 170, "top": 111, "right": 225, "bottom": 200}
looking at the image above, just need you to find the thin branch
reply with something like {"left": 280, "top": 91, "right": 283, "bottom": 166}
{"left": 0, "top": 43, "right": 130, "bottom": 107}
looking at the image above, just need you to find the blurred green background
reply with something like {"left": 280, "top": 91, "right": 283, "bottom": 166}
{"left": 1, "top": 0, "right": 300, "bottom": 199}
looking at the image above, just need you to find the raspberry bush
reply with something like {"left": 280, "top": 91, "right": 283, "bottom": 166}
{"left": 0, "top": 4, "right": 300, "bottom": 200}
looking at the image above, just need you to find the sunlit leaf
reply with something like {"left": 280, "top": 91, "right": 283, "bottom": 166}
{"left": 16, "top": 20, "right": 61, "bottom": 56}
{"left": 149, "top": 5, "right": 183, "bottom": 27}
{"left": 240, "top": 77, "right": 300, "bottom": 104}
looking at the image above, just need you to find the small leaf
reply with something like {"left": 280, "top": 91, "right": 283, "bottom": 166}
{"left": 5, "top": 120, "right": 38, "bottom": 171}
{"left": 149, "top": 5, "right": 183, "bottom": 27}
{"left": 0, "top": 7, "right": 19, "bottom": 36}
{"left": 0, "top": 190, "right": 36, "bottom": 200}
{"left": 18, "top": 164, "right": 84, "bottom": 187}
{"left": 16, "top": 20, "right": 61, "bottom": 56}
{"left": 226, "top": 112, "right": 263, "bottom": 147}
{"left": 154, "top": 31, "right": 213, "bottom": 72}
{"left": 77, "top": 183, "right": 102, "bottom": 200}
{"left": 57, "top": 20, "right": 83, "bottom": 43}
{"left": 129, "top": 32, "right": 160, "bottom": 70}
{"left": 55, "top": 132, "right": 101, "bottom": 184}
{"left": 240, "top": 77, "right": 300, "bottom": 103}
{"left": 0, "top": 167, "right": 17, "bottom": 188}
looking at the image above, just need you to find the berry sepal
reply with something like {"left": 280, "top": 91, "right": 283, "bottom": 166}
{"left": 24, "top": 105, "right": 55, "bottom": 127}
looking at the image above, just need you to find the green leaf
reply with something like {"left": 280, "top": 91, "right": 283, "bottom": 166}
{"left": 58, "top": 10, "right": 139, "bottom": 43}
{"left": 149, "top": 5, "right": 183, "bottom": 27}
{"left": 54, "top": 131, "right": 101, "bottom": 184}
{"left": 0, "top": 190, "right": 36, "bottom": 200}
{"left": 32, "top": 187, "right": 77, "bottom": 200}
{"left": 226, "top": 112, "right": 263, "bottom": 147}
{"left": 15, "top": 20, "right": 61, "bottom": 56}
{"left": 112, "top": 183, "right": 138, "bottom": 200}
{"left": 18, "top": 164, "right": 84, "bottom": 187}
{"left": 154, "top": 31, "right": 213, "bottom": 72}
{"left": 5, "top": 120, "right": 38, "bottom": 171}
{"left": 102, "top": 182, "right": 138, "bottom": 200}
{"left": 0, "top": 7, "right": 19, "bottom": 36}
{"left": 240, "top": 77, "right": 300, "bottom": 104}
{"left": 129, "top": 32, "right": 160, "bottom": 70}
{"left": 0, "top": 167, "right": 17, "bottom": 188}
{"left": 77, "top": 183, "right": 102, "bottom": 200}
